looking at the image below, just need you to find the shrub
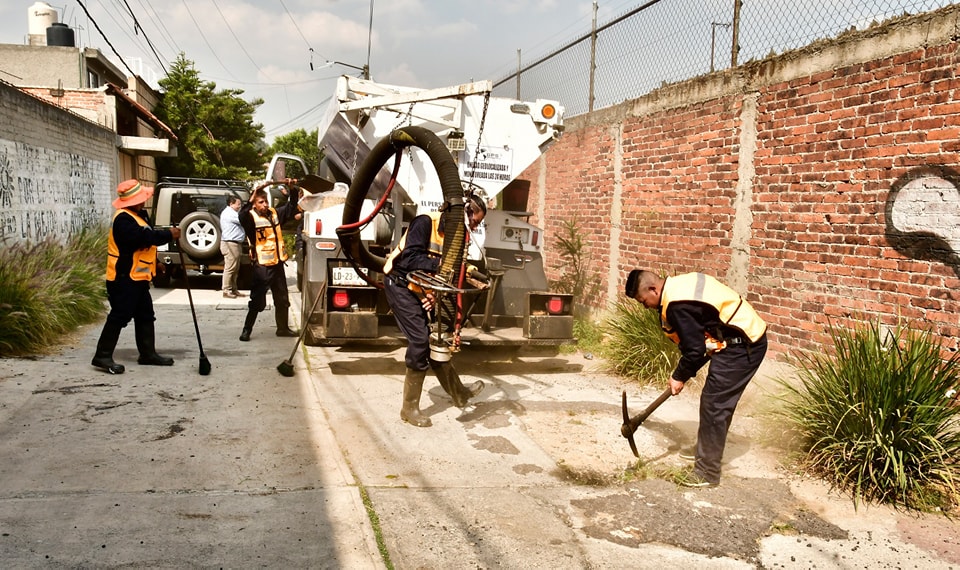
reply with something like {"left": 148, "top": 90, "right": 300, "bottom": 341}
{"left": 549, "top": 216, "right": 601, "bottom": 318}
{"left": 0, "top": 229, "right": 109, "bottom": 356}
{"left": 777, "top": 319, "right": 960, "bottom": 510}
{"left": 602, "top": 296, "right": 679, "bottom": 385}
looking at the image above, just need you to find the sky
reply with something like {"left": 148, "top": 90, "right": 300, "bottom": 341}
{"left": 0, "top": 0, "right": 642, "bottom": 143}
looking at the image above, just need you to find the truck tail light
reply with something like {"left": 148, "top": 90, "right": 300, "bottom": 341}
{"left": 546, "top": 296, "right": 564, "bottom": 315}
{"left": 315, "top": 218, "right": 322, "bottom": 235}
{"left": 532, "top": 231, "right": 539, "bottom": 247}
{"left": 331, "top": 289, "right": 350, "bottom": 309}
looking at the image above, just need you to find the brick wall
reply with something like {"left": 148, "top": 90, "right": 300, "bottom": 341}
{"left": 0, "top": 81, "right": 116, "bottom": 244}
{"left": 526, "top": 5, "right": 960, "bottom": 359}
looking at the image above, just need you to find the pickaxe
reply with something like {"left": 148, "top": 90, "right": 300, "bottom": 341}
{"left": 620, "top": 387, "right": 673, "bottom": 458}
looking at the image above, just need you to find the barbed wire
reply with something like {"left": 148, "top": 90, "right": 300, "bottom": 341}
{"left": 493, "top": 0, "right": 957, "bottom": 116}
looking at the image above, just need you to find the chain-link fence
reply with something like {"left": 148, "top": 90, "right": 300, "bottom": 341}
{"left": 493, "top": 0, "right": 957, "bottom": 117}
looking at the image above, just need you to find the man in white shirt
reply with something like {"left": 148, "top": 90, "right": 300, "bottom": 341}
{"left": 219, "top": 195, "right": 246, "bottom": 298}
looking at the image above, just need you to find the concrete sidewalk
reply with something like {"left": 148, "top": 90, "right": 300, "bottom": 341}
{"left": 1, "top": 278, "right": 959, "bottom": 568}
{"left": 0, "top": 284, "right": 383, "bottom": 568}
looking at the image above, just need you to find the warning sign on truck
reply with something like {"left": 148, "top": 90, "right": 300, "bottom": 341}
{"left": 462, "top": 145, "right": 514, "bottom": 183}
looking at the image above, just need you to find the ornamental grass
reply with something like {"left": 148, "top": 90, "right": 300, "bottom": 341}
{"left": 0, "top": 228, "right": 108, "bottom": 356}
{"left": 778, "top": 319, "right": 960, "bottom": 511}
{"left": 602, "top": 296, "right": 679, "bottom": 386}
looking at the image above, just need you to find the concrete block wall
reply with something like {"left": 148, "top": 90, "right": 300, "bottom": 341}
{"left": 0, "top": 81, "right": 116, "bottom": 244}
{"left": 525, "top": 5, "right": 960, "bottom": 358}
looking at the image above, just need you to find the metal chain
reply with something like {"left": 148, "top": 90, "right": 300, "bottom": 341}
{"left": 465, "top": 91, "right": 491, "bottom": 195}
{"left": 350, "top": 110, "right": 363, "bottom": 180}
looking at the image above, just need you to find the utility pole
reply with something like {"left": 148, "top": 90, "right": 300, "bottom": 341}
{"left": 365, "top": 0, "right": 374, "bottom": 79}
{"left": 516, "top": 49, "right": 521, "bottom": 99}
{"left": 731, "top": 0, "right": 741, "bottom": 68}
{"left": 589, "top": 1, "right": 598, "bottom": 113}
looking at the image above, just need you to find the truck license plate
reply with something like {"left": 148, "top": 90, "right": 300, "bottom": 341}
{"left": 331, "top": 266, "right": 368, "bottom": 286}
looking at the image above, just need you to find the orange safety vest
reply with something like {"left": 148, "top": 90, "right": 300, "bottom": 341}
{"left": 250, "top": 207, "right": 287, "bottom": 266}
{"left": 659, "top": 272, "right": 767, "bottom": 344}
{"left": 383, "top": 212, "right": 444, "bottom": 275}
{"left": 105, "top": 209, "right": 157, "bottom": 281}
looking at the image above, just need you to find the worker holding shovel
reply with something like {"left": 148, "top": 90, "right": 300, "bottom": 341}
{"left": 625, "top": 269, "right": 768, "bottom": 488}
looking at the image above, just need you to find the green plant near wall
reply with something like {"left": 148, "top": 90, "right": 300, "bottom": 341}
{"left": 0, "top": 229, "right": 109, "bottom": 356}
{"left": 549, "top": 216, "right": 601, "bottom": 318}
{"left": 777, "top": 318, "right": 960, "bottom": 511}
{"left": 602, "top": 296, "right": 679, "bottom": 385}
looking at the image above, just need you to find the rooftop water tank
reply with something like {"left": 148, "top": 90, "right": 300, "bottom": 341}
{"left": 28, "top": 1, "right": 57, "bottom": 36}
{"left": 46, "top": 22, "right": 75, "bottom": 47}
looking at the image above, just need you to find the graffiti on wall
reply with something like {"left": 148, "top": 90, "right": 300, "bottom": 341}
{"left": 886, "top": 166, "right": 960, "bottom": 277}
{"left": 0, "top": 140, "right": 112, "bottom": 244}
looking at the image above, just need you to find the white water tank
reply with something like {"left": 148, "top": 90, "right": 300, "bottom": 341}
{"left": 27, "top": 1, "right": 58, "bottom": 46}
{"left": 28, "top": 2, "right": 58, "bottom": 35}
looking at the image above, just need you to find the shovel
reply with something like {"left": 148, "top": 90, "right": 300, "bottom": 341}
{"left": 620, "top": 387, "right": 673, "bottom": 457}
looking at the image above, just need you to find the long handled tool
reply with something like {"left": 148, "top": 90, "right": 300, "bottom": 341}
{"left": 178, "top": 250, "right": 212, "bottom": 375}
{"left": 620, "top": 387, "right": 673, "bottom": 457}
{"left": 277, "top": 281, "right": 326, "bottom": 377}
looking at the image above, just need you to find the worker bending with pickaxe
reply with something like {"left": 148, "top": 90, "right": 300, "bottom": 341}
{"left": 625, "top": 269, "right": 768, "bottom": 488}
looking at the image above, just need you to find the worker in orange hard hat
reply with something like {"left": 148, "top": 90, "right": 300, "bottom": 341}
{"left": 91, "top": 179, "right": 181, "bottom": 374}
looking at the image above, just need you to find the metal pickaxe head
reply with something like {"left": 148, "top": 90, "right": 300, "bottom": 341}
{"left": 620, "top": 387, "right": 673, "bottom": 458}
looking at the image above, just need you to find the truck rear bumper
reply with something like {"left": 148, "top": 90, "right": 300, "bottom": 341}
{"left": 304, "top": 323, "right": 576, "bottom": 348}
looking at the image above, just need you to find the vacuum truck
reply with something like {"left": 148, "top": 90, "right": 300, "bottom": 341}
{"left": 284, "top": 75, "right": 572, "bottom": 348}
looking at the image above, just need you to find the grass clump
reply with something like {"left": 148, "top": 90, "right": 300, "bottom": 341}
{"left": 777, "top": 318, "right": 960, "bottom": 511}
{"left": 602, "top": 296, "right": 679, "bottom": 385}
{"left": 0, "top": 229, "right": 109, "bottom": 356}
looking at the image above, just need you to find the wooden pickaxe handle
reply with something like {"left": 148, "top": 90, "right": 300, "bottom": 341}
{"left": 620, "top": 387, "right": 673, "bottom": 457}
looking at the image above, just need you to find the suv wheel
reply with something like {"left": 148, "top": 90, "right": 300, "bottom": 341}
{"left": 179, "top": 211, "right": 221, "bottom": 260}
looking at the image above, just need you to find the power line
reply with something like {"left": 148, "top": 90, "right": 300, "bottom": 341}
{"left": 278, "top": 0, "right": 327, "bottom": 71}
{"left": 117, "top": 0, "right": 167, "bottom": 74}
{"left": 180, "top": 0, "right": 238, "bottom": 80}
{"left": 76, "top": 0, "right": 138, "bottom": 77}
{"left": 131, "top": 0, "right": 181, "bottom": 59}
{"left": 209, "top": 0, "right": 275, "bottom": 81}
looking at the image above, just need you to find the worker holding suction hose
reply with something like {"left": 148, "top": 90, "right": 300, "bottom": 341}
{"left": 382, "top": 193, "right": 489, "bottom": 427}
{"left": 624, "top": 269, "right": 768, "bottom": 488}
{"left": 91, "top": 179, "right": 181, "bottom": 375}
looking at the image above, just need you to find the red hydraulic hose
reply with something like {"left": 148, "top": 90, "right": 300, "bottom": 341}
{"left": 337, "top": 149, "right": 402, "bottom": 232}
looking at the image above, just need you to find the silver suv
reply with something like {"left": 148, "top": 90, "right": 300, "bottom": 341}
{"left": 150, "top": 177, "right": 251, "bottom": 288}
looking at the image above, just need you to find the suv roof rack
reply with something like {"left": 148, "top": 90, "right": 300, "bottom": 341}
{"left": 159, "top": 177, "right": 249, "bottom": 188}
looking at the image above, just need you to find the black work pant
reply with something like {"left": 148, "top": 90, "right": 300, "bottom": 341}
{"left": 694, "top": 333, "right": 768, "bottom": 483}
{"left": 105, "top": 278, "right": 155, "bottom": 328}
{"left": 384, "top": 276, "right": 431, "bottom": 371}
{"left": 248, "top": 263, "right": 290, "bottom": 315}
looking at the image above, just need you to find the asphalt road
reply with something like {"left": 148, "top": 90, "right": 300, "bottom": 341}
{"left": 1, "top": 275, "right": 958, "bottom": 568}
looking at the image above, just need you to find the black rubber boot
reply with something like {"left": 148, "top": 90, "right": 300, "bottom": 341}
{"left": 135, "top": 320, "right": 174, "bottom": 366}
{"left": 240, "top": 309, "right": 257, "bottom": 341}
{"left": 400, "top": 368, "right": 432, "bottom": 427}
{"left": 275, "top": 309, "right": 298, "bottom": 337}
{"left": 91, "top": 321, "right": 125, "bottom": 374}
{"left": 431, "top": 361, "right": 484, "bottom": 408}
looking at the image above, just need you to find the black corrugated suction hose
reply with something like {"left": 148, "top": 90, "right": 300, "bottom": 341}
{"left": 338, "top": 125, "right": 466, "bottom": 280}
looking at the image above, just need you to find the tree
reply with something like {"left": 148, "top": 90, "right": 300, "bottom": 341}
{"left": 154, "top": 54, "right": 265, "bottom": 180}
{"left": 266, "top": 128, "right": 320, "bottom": 175}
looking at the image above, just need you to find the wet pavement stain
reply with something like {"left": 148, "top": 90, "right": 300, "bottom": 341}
{"left": 571, "top": 477, "right": 846, "bottom": 563}
{"left": 468, "top": 434, "right": 520, "bottom": 455}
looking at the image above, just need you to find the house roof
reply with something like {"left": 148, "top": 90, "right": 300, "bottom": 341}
{"left": 106, "top": 82, "right": 177, "bottom": 142}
